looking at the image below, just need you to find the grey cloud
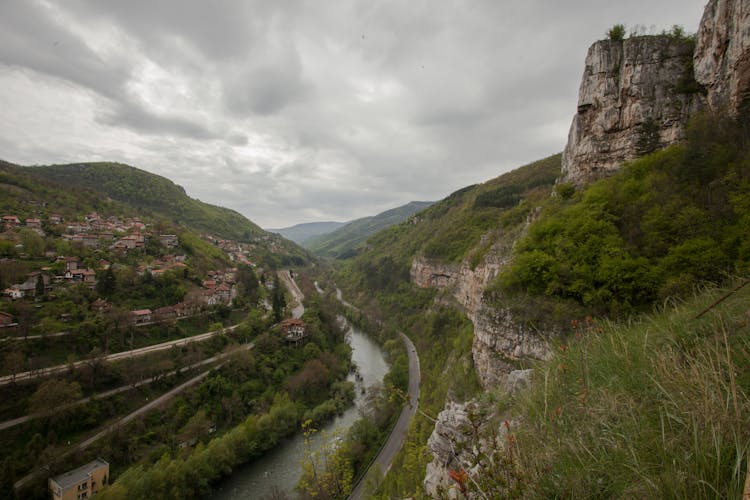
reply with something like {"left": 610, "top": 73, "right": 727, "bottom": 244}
{"left": 95, "top": 102, "right": 216, "bottom": 140}
{"left": 0, "top": 0, "right": 710, "bottom": 227}
{"left": 0, "top": 1, "right": 128, "bottom": 99}
{"left": 223, "top": 48, "right": 311, "bottom": 116}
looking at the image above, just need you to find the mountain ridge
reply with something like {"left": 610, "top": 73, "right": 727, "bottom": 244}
{"left": 307, "top": 200, "right": 434, "bottom": 258}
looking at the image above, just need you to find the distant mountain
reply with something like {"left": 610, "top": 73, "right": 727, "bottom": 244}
{"left": 268, "top": 221, "right": 346, "bottom": 245}
{"left": 307, "top": 201, "right": 434, "bottom": 258}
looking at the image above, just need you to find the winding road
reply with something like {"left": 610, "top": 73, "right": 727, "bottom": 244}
{"left": 332, "top": 286, "right": 421, "bottom": 500}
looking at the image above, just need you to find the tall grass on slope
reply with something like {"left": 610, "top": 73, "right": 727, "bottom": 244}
{"left": 481, "top": 281, "right": 750, "bottom": 498}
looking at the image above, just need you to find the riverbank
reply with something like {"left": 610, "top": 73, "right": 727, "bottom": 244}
{"left": 211, "top": 323, "right": 389, "bottom": 498}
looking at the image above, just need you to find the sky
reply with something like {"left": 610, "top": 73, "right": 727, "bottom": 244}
{"left": 0, "top": 0, "right": 708, "bottom": 228}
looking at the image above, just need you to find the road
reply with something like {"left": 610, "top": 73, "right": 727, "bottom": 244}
{"left": 349, "top": 332, "right": 420, "bottom": 500}
{"left": 0, "top": 343, "right": 253, "bottom": 432}
{"left": 0, "top": 323, "right": 241, "bottom": 387}
{"left": 332, "top": 287, "right": 420, "bottom": 500}
{"left": 278, "top": 269, "right": 305, "bottom": 318}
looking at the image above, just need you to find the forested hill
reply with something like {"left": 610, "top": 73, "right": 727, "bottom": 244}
{"left": 30, "top": 162, "right": 264, "bottom": 242}
{"left": 306, "top": 200, "right": 435, "bottom": 258}
{"left": 341, "top": 154, "right": 561, "bottom": 289}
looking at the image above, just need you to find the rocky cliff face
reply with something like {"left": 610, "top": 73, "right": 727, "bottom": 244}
{"left": 423, "top": 401, "right": 474, "bottom": 498}
{"left": 560, "top": 36, "right": 704, "bottom": 186}
{"left": 411, "top": 235, "right": 552, "bottom": 388}
{"left": 410, "top": 252, "right": 504, "bottom": 317}
{"left": 421, "top": 2, "right": 750, "bottom": 494}
{"left": 694, "top": 0, "right": 750, "bottom": 113}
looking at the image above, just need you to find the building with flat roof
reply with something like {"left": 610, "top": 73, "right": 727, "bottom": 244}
{"left": 49, "top": 458, "right": 109, "bottom": 500}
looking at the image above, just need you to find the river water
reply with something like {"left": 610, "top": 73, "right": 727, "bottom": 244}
{"left": 211, "top": 323, "right": 389, "bottom": 499}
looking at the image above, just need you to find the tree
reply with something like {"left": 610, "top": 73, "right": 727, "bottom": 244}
{"left": 299, "top": 421, "right": 354, "bottom": 499}
{"left": 28, "top": 379, "right": 83, "bottom": 416}
{"left": 0, "top": 458, "right": 17, "bottom": 500}
{"left": 97, "top": 266, "right": 117, "bottom": 297}
{"left": 35, "top": 273, "right": 45, "bottom": 300}
{"left": 3, "top": 351, "right": 26, "bottom": 385}
{"left": 272, "top": 276, "right": 286, "bottom": 322}
{"left": 19, "top": 228, "right": 44, "bottom": 257}
{"left": 607, "top": 23, "right": 626, "bottom": 41}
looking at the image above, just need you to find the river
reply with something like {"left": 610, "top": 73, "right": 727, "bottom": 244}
{"left": 210, "top": 323, "right": 389, "bottom": 499}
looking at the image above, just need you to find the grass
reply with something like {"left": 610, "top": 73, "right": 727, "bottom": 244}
{"left": 471, "top": 281, "right": 750, "bottom": 498}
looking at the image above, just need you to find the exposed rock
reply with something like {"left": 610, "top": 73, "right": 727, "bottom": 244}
{"left": 424, "top": 401, "right": 475, "bottom": 498}
{"left": 472, "top": 304, "right": 553, "bottom": 387}
{"left": 694, "top": 0, "right": 750, "bottom": 113}
{"left": 410, "top": 252, "right": 506, "bottom": 316}
{"left": 561, "top": 36, "right": 704, "bottom": 186}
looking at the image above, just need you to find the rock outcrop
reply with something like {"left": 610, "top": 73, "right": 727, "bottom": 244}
{"left": 560, "top": 35, "right": 704, "bottom": 186}
{"left": 472, "top": 306, "right": 552, "bottom": 387}
{"left": 694, "top": 0, "right": 750, "bottom": 113}
{"left": 424, "top": 401, "right": 474, "bottom": 498}
{"left": 410, "top": 252, "right": 504, "bottom": 316}
{"left": 411, "top": 228, "right": 552, "bottom": 388}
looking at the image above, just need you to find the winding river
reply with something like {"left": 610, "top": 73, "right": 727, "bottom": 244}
{"left": 211, "top": 323, "right": 389, "bottom": 499}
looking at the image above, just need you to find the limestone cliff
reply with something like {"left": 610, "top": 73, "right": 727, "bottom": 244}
{"left": 411, "top": 230, "right": 552, "bottom": 388}
{"left": 694, "top": 0, "right": 750, "bottom": 113}
{"left": 560, "top": 35, "right": 704, "bottom": 186}
{"left": 420, "top": 2, "right": 750, "bottom": 494}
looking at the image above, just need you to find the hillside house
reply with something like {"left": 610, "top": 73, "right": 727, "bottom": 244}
{"left": 71, "top": 234, "right": 100, "bottom": 248}
{"left": 203, "top": 290, "right": 221, "bottom": 306}
{"left": 154, "top": 305, "right": 178, "bottom": 322}
{"left": 280, "top": 318, "right": 308, "bottom": 345}
{"left": 48, "top": 214, "right": 63, "bottom": 225}
{"left": 215, "top": 283, "right": 232, "bottom": 303}
{"left": 159, "top": 234, "right": 179, "bottom": 248}
{"left": 2, "top": 215, "right": 20, "bottom": 228}
{"left": 68, "top": 268, "right": 97, "bottom": 289}
{"left": 91, "top": 298, "right": 112, "bottom": 314}
{"left": 25, "top": 218, "right": 42, "bottom": 229}
{"left": 49, "top": 458, "right": 109, "bottom": 500}
{"left": 131, "top": 309, "right": 152, "bottom": 325}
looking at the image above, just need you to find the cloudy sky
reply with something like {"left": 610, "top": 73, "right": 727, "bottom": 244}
{"left": 0, "top": 0, "right": 707, "bottom": 228}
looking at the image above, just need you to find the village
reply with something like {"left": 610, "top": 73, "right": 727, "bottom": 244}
{"left": 0, "top": 210, "right": 267, "bottom": 339}
{"left": 0, "top": 206, "right": 322, "bottom": 500}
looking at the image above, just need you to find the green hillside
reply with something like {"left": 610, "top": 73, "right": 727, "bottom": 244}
{"left": 32, "top": 162, "right": 264, "bottom": 242}
{"left": 339, "top": 154, "right": 561, "bottom": 292}
{"left": 334, "top": 113, "right": 750, "bottom": 498}
{"left": 305, "top": 201, "right": 450, "bottom": 259}
{"left": 0, "top": 160, "right": 128, "bottom": 220}
{"left": 307, "top": 201, "right": 436, "bottom": 258}
{"left": 0, "top": 160, "right": 309, "bottom": 268}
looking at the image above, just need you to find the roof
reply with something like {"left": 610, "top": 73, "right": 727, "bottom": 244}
{"left": 132, "top": 309, "right": 152, "bottom": 316}
{"left": 50, "top": 458, "right": 109, "bottom": 489}
{"left": 280, "top": 318, "right": 305, "bottom": 327}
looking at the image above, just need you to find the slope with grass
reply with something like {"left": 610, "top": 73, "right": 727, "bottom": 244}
{"left": 455, "top": 281, "right": 750, "bottom": 498}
